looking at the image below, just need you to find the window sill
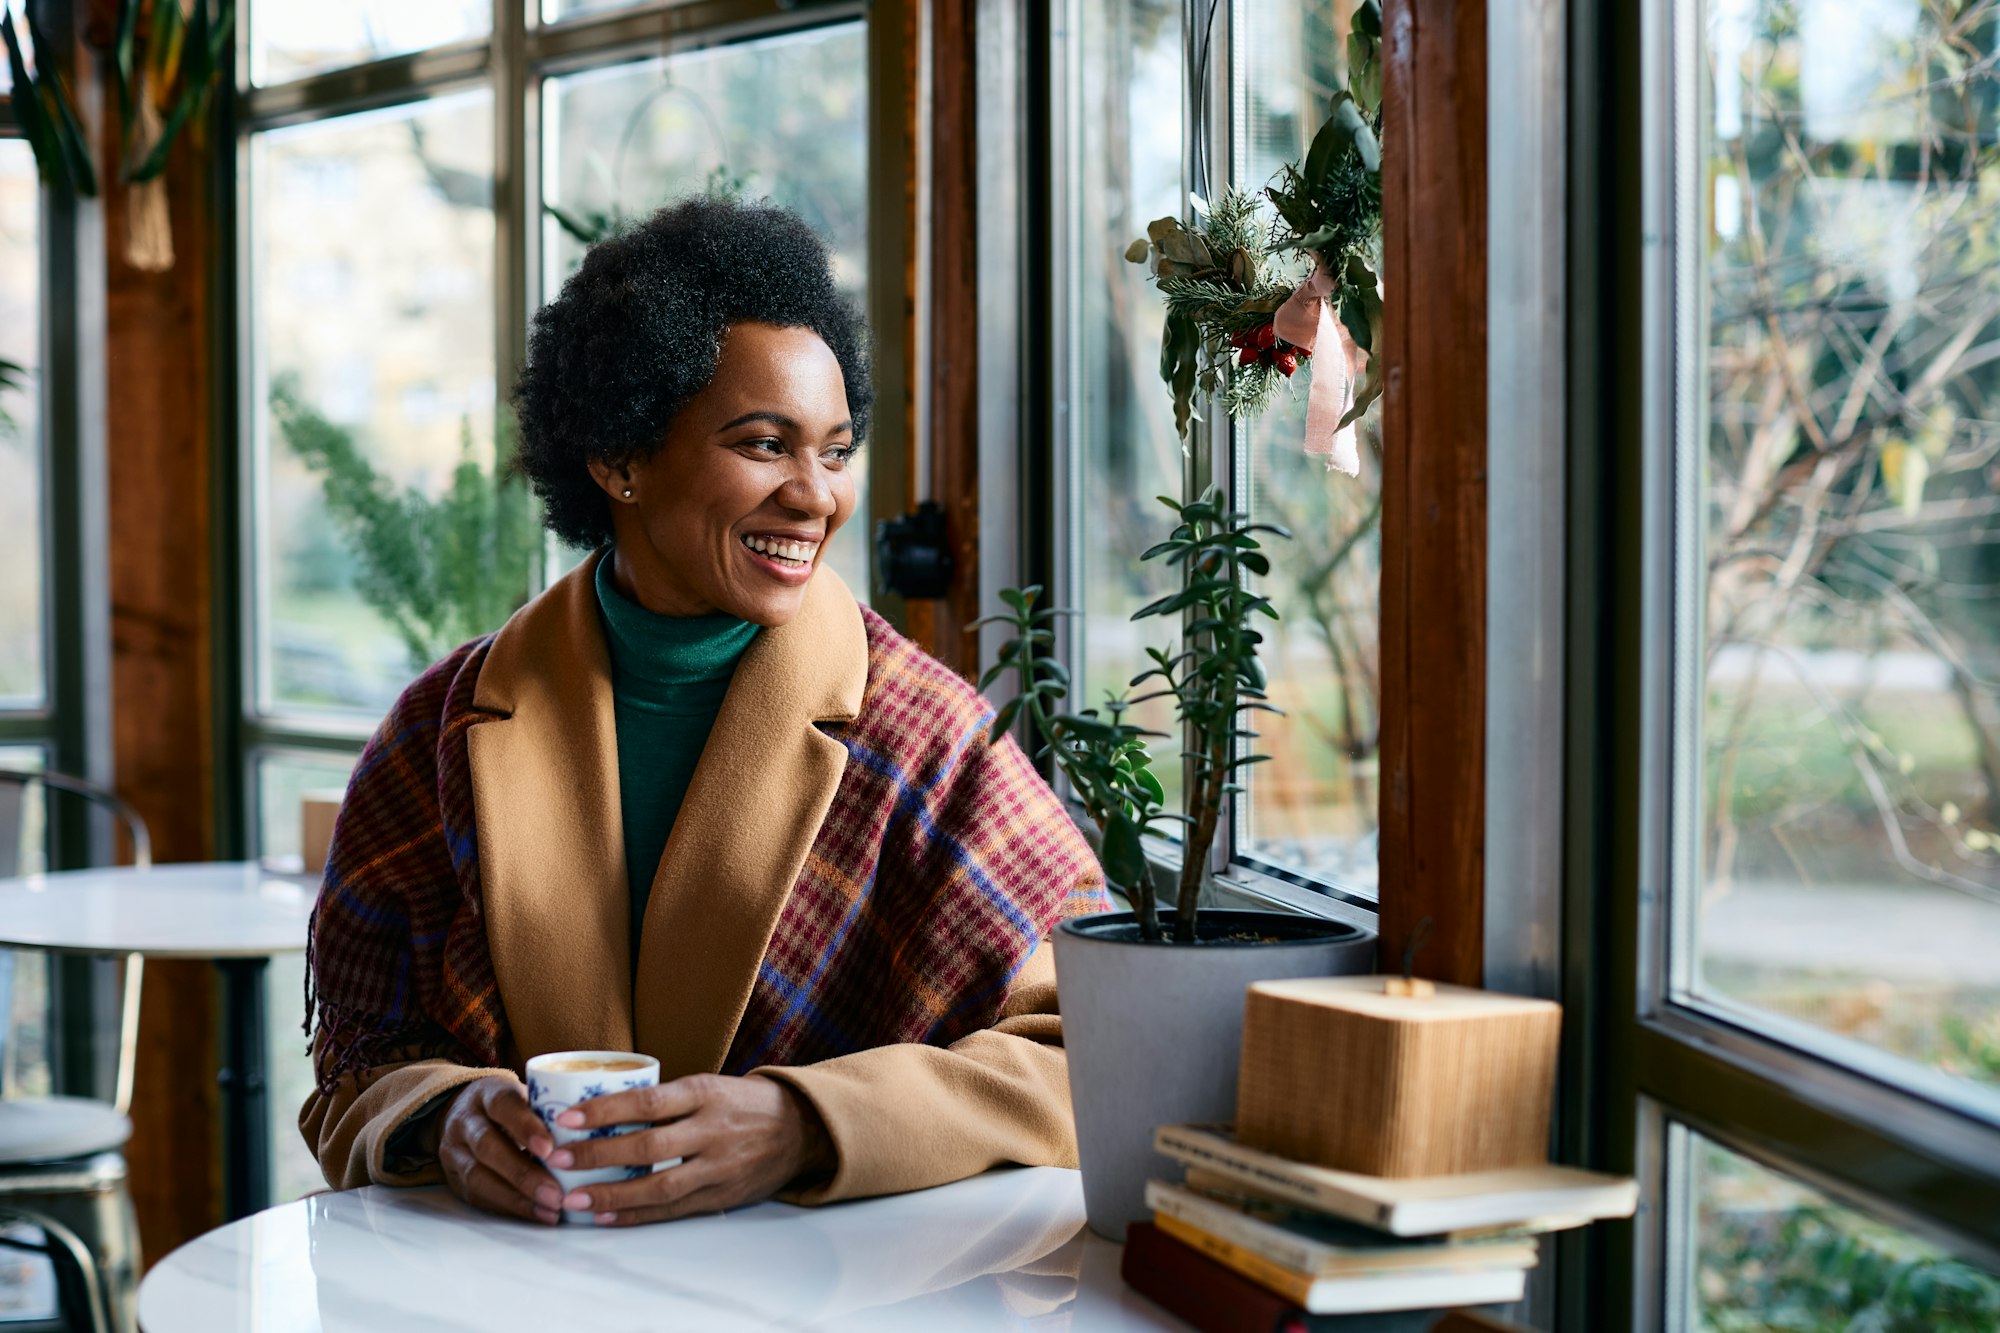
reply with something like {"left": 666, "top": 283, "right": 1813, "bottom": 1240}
{"left": 1068, "top": 808, "right": 1380, "bottom": 937}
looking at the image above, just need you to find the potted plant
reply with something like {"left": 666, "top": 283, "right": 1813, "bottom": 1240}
{"left": 980, "top": 489, "right": 1374, "bottom": 1239}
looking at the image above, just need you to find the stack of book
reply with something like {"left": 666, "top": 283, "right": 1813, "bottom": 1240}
{"left": 1121, "top": 1124, "right": 1640, "bottom": 1333}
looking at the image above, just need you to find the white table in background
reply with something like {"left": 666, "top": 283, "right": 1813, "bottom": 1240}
{"left": 136, "top": 1166, "right": 1190, "bottom": 1332}
{"left": 0, "top": 862, "right": 317, "bottom": 1218}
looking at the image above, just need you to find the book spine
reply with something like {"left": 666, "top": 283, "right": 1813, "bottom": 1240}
{"left": 1154, "top": 1213, "right": 1317, "bottom": 1305}
{"left": 1122, "top": 1222, "right": 1297, "bottom": 1333}
{"left": 1154, "top": 1127, "right": 1391, "bottom": 1229}
{"left": 1149, "top": 1183, "right": 1328, "bottom": 1272}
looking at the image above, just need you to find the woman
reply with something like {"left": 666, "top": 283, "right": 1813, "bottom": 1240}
{"left": 303, "top": 197, "right": 1107, "bottom": 1227}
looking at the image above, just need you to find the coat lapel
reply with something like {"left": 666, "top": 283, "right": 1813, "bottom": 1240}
{"left": 633, "top": 567, "right": 867, "bottom": 1079}
{"left": 467, "top": 549, "right": 635, "bottom": 1062}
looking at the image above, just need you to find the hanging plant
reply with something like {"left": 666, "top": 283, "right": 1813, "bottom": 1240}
{"left": 1127, "top": 0, "right": 1385, "bottom": 474}
{"left": 2, "top": 5, "right": 99, "bottom": 196}
{"left": 2, "top": 0, "right": 233, "bottom": 271}
{"left": 1123, "top": 190, "right": 1304, "bottom": 438}
{"left": 114, "top": 0, "right": 234, "bottom": 270}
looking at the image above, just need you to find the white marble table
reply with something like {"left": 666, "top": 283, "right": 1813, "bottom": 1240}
{"left": 0, "top": 862, "right": 316, "bottom": 958}
{"left": 0, "top": 862, "right": 318, "bottom": 1217}
{"left": 137, "top": 1166, "right": 1191, "bottom": 1332}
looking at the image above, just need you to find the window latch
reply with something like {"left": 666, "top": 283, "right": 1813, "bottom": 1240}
{"left": 874, "top": 501, "right": 955, "bottom": 600}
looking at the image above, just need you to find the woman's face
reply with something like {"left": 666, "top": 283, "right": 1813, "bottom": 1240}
{"left": 592, "top": 321, "right": 858, "bottom": 626}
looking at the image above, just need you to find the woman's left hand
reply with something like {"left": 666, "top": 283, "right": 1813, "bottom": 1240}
{"left": 547, "top": 1073, "right": 834, "bottom": 1225}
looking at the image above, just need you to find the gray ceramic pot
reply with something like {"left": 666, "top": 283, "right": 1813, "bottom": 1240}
{"left": 1054, "top": 909, "right": 1375, "bottom": 1240}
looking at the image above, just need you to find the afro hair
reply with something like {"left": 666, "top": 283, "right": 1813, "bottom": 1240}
{"left": 512, "top": 195, "right": 873, "bottom": 550}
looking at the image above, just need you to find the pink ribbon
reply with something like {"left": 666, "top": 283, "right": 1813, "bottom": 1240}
{"left": 1272, "top": 258, "right": 1362, "bottom": 476}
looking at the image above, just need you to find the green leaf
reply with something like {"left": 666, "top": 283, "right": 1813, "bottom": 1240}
{"left": 1100, "top": 813, "right": 1147, "bottom": 892}
{"left": 1159, "top": 310, "right": 1202, "bottom": 439}
{"left": 1, "top": 13, "right": 59, "bottom": 184}
{"left": 21, "top": 7, "right": 98, "bottom": 196}
{"left": 1348, "top": 26, "right": 1382, "bottom": 112}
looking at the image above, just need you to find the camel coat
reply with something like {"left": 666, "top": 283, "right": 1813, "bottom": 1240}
{"left": 301, "top": 558, "right": 1102, "bottom": 1203}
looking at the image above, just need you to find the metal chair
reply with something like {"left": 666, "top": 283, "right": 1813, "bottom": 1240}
{"left": 0, "top": 770, "right": 150, "bottom": 1333}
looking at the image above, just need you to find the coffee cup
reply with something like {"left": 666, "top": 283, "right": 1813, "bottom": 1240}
{"left": 524, "top": 1050, "right": 661, "bottom": 1223}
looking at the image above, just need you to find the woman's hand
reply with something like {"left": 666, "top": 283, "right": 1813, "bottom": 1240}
{"left": 546, "top": 1073, "right": 834, "bottom": 1226}
{"left": 432, "top": 1078, "right": 565, "bottom": 1225}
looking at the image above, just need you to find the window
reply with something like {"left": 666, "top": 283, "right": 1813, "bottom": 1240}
{"left": 1054, "top": 0, "right": 1378, "bottom": 906}
{"left": 1676, "top": 1129, "right": 2000, "bottom": 1330}
{"left": 1063, "top": 0, "right": 1186, "bottom": 815}
{"left": 1689, "top": 0, "right": 2000, "bottom": 1108}
{"left": 250, "top": 1, "right": 489, "bottom": 86}
{"left": 250, "top": 94, "right": 497, "bottom": 719}
{"left": 1228, "top": 1, "right": 1379, "bottom": 892}
{"left": 232, "top": 2, "right": 887, "bottom": 1197}
{"left": 540, "top": 24, "right": 872, "bottom": 592}
{"left": 0, "top": 138, "right": 41, "bottom": 710}
{"left": 1588, "top": 0, "right": 2000, "bottom": 1319}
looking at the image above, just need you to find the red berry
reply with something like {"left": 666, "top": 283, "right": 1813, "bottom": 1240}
{"left": 1238, "top": 344, "right": 1260, "bottom": 367}
{"left": 1294, "top": 343, "right": 1313, "bottom": 360}
{"left": 1228, "top": 328, "right": 1253, "bottom": 349}
{"left": 1273, "top": 350, "right": 1299, "bottom": 377}
{"left": 1255, "top": 322, "right": 1278, "bottom": 350}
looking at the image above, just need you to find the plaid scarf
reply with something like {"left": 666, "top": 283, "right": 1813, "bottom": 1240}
{"left": 306, "top": 606, "right": 1109, "bottom": 1090}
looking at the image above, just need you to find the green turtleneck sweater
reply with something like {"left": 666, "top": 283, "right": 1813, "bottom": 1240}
{"left": 594, "top": 557, "right": 760, "bottom": 960}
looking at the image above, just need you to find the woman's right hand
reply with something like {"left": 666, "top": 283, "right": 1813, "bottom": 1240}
{"left": 433, "top": 1078, "right": 563, "bottom": 1225}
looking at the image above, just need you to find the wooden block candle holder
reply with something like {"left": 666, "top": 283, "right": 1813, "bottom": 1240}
{"left": 1235, "top": 976, "right": 1561, "bottom": 1178}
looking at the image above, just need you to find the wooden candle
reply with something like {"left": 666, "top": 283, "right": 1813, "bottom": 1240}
{"left": 1235, "top": 975, "right": 1561, "bottom": 1178}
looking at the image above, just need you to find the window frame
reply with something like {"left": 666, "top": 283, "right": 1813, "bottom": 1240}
{"left": 215, "top": 0, "right": 909, "bottom": 855}
{"left": 0, "top": 85, "right": 106, "bottom": 866}
{"left": 1569, "top": 0, "right": 2000, "bottom": 1321}
{"left": 1035, "top": 0, "right": 1382, "bottom": 930}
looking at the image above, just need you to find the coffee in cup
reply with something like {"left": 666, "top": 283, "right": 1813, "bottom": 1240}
{"left": 524, "top": 1050, "right": 661, "bottom": 1223}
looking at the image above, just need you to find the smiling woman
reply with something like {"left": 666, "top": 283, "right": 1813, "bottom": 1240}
{"left": 299, "top": 197, "right": 1111, "bottom": 1229}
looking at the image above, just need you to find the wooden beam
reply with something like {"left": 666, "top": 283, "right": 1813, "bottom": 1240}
{"left": 903, "top": 0, "right": 982, "bottom": 680}
{"left": 1377, "top": 0, "right": 1488, "bottom": 986}
{"left": 97, "top": 68, "right": 225, "bottom": 1260}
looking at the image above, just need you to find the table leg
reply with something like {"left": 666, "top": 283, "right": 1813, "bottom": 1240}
{"left": 215, "top": 958, "right": 270, "bottom": 1221}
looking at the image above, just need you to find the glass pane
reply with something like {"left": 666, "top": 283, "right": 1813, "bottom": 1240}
{"left": 541, "top": 0, "right": 639, "bottom": 22}
{"left": 251, "top": 0, "right": 488, "bottom": 86}
{"left": 1069, "top": 0, "right": 1185, "bottom": 816}
{"left": 255, "top": 751, "right": 357, "bottom": 1204}
{"left": 1689, "top": 0, "right": 2000, "bottom": 1101}
{"left": 1685, "top": 1130, "right": 2000, "bottom": 1331}
{"left": 0, "top": 746, "right": 49, "bottom": 1101}
{"left": 541, "top": 25, "right": 873, "bottom": 594}
{"left": 250, "top": 94, "right": 498, "bottom": 720}
{"left": 0, "top": 139, "right": 43, "bottom": 706}
{"left": 1231, "top": 2, "right": 1378, "bottom": 891}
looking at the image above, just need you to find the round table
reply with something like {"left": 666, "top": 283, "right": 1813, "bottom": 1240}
{"left": 0, "top": 862, "right": 318, "bottom": 1218}
{"left": 138, "top": 1167, "right": 1189, "bottom": 1332}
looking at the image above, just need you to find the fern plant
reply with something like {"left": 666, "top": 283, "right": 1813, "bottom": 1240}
{"left": 270, "top": 375, "right": 540, "bottom": 671}
{"left": 0, "top": 357, "right": 26, "bottom": 437}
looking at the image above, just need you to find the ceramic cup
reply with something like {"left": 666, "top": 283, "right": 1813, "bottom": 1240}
{"left": 524, "top": 1050, "right": 660, "bottom": 1223}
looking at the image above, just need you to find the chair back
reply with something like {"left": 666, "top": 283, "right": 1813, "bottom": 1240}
{"left": 0, "top": 770, "right": 152, "bottom": 880}
{"left": 0, "top": 771, "right": 152, "bottom": 1105}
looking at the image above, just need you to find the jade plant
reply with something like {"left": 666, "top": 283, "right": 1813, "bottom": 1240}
{"left": 981, "top": 487, "right": 1287, "bottom": 943}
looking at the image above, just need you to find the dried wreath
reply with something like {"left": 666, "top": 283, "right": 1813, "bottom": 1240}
{"left": 1127, "top": 0, "right": 1384, "bottom": 474}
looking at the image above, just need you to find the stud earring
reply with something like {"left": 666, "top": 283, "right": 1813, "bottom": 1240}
{"left": 622, "top": 488, "right": 633, "bottom": 498}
